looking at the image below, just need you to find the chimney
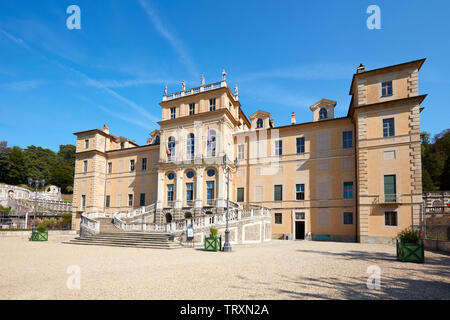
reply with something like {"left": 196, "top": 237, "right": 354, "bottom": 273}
{"left": 291, "top": 112, "right": 296, "bottom": 125}
{"left": 103, "top": 124, "right": 109, "bottom": 134}
{"left": 357, "top": 64, "right": 365, "bottom": 74}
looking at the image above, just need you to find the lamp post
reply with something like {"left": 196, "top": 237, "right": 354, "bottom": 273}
{"left": 28, "top": 178, "right": 45, "bottom": 234}
{"left": 222, "top": 154, "right": 239, "bottom": 252}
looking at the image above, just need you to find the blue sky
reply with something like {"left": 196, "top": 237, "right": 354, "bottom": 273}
{"left": 0, "top": 0, "right": 449, "bottom": 151}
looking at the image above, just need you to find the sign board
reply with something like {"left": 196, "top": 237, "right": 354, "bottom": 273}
{"left": 187, "top": 226, "right": 194, "bottom": 241}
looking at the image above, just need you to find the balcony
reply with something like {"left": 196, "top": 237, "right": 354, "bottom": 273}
{"left": 185, "top": 200, "right": 194, "bottom": 207}
{"left": 206, "top": 199, "right": 215, "bottom": 206}
{"left": 166, "top": 201, "right": 174, "bottom": 208}
{"left": 374, "top": 194, "right": 402, "bottom": 205}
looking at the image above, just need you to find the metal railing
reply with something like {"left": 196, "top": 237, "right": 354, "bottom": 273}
{"left": 374, "top": 193, "right": 403, "bottom": 204}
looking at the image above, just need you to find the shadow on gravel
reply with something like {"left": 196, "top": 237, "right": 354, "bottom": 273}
{"left": 230, "top": 249, "right": 450, "bottom": 299}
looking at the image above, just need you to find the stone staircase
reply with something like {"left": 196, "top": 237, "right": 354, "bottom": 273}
{"left": 66, "top": 218, "right": 182, "bottom": 249}
{"left": 66, "top": 232, "right": 183, "bottom": 249}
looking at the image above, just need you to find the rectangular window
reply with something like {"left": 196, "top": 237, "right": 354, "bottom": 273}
{"left": 209, "top": 99, "right": 216, "bottom": 111}
{"left": 384, "top": 175, "right": 397, "bottom": 202}
{"left": 170, "top": 107, "right": 176, "bottom": 119}
{"left": 383, "top": 118, "right": 395, "bottom": 137}
{"left": 275, "top": 140, "right": 282, "bottom": 156}
{"left": 105, "top": 195, "right": 110, "bottom": 208}
{"left": 130, "top": 159, "right": 135, "bottom": 172}
{"left": 189, "top": 103, "right": 195, "bottom": 115}
{"left": 167, "top": 184, "right": 174, "bottom": 203}
{"left": 81, "top": 195, "right": 86, "bottom": 209}
{"left": 140, "top": 193, "right": 146, "bottom": 206}
{"left": 83, "top": 160, "right": 88, "bottom": 173}
{"left": 108, "top": 162, "right": 112, "bottom": 174}
{"left": 385, "top": 211, "right": 397, "bottom": 226}
{"left": 381, "top": 81, "right": 393, "bottom": 97}
{"left": 186, "top": 183, "right": 193, "bottom": 201}
{"left": 296, "top": 137, "right": 305, "bottom": 154}
{"left": 128, "top": 194, "right": 133, "bottom": 207}
{"left": 142, "top": 158, "right": 147, "bottom": 171}
{"left": 343, "top": 182, "right": 353, "bottom": 199}
{"left": 275, "top": 213, "right": 282, "bottom": 224}
{"left": 237, "top": 187, "right": 244, "bottom": 202}
{"left": 238, "top": 144, "right": 245, "bottom": 160}
{"left": 84, "top": 139, "right": 89, "bottom": 149}
{"left": 296, "top": 184, "right": 305, "bottom": 200}
{"left": 274, "top": 185, "right": 283, "bottom": 201}
{"left": 206, "top": 181, "right": 215, "bottom": 204}
{"left": 343, "top": 212, "right": 353, "bottom": 225}
{"left": 342, "top": 131, "right": 353, "bottom": 149}
{"left": 120, "top": 142, "right": 125, "bottom": 150}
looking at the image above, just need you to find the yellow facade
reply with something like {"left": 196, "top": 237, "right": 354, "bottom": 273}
{"left": 72, "top": 59, "right": 426, "bottom": 243}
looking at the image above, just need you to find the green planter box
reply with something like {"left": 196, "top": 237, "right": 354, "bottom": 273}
{"left": 31, "top": 231, "right": 48, "bottom": 241}
{"left": 204, "top": 236, "right": 221, "bottom": 252}
{"left": 396, "top": 239, "right": 424, "bottom": 263}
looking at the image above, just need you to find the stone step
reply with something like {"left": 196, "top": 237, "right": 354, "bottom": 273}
{"left": 74, "top": 237, "right": 172, "bottom": 243}
{"left": 65, "top": 239, "right": 182, "bottom": 249}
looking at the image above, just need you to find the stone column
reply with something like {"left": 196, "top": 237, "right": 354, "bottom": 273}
{"left": 216, "top": 166, "right": 226, "bottom": 209}
{"left": 155, "top": 170, "right": 165, "bottom": 224}
{"left": 195, "top": 167, "right": 203, "bottom": 215}
{"left": 174, "top": 169, "right": 183, "bottom": 220}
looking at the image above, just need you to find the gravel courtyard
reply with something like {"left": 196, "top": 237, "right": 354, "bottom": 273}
{"left": 1, "top": 235, "right": 449, "bottom": 300}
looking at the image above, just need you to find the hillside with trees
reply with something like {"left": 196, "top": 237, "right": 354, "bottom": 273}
{"left": 421, "top": 129, "right": 450, "bottom": 191}
{"left": 0, "top": 141, "right": 75, "bottom": 193}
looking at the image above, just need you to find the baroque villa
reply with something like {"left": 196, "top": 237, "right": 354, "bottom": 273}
{"left": 72, "top": 59, "right": 426, "bottom": 244}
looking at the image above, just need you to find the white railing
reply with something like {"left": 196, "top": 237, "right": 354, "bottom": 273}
{"left": 113, "top": 204, "right": 270, "bottom": 233}
{"left": 162, "top": 81, "right": 228, "bottom": 102}
{"left": 80, "top": 212, "right": 100, "bottom": 234}
{"left": 114, "top": 203, "right": 155, "bottom": 221}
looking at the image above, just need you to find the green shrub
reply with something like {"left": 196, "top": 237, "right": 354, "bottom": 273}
{"left": 36, "top": 224, "right": 48, "bottom": 233}
{"left": 209, "top": 227, "right": 218, "bottom": 237}
{"left": 62, "top": 213, "right": 72, "bottom": 224}
{"left": 398, "top": 228, "right": 420, "bottom": 244}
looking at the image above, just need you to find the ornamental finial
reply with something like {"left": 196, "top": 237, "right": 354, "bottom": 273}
{"left": 234, "top": 84, "right": 238, "bottom": 95}
{"left": 201, "top": 74, "right": 205, "bottom": 86}
{"left": 181, "top": 80, "right": 186, "bottom": 91}
{"left": 222, "top": 69, "right": 226, "bottom": 81}
{"left": 164, "top": 85, "right": 167, "bottom": 95}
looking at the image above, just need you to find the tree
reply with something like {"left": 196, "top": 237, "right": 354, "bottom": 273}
{"left": 6, "top": 146, "right": 25, "bottom": 185}
{"left": 50, "top": 164, "right": 74, "bottom": 193}
{"left": 421, "top": 129, "right": 450, "bottom": 191}
{"left": 0, "top": 141, "right": 10, "bottom": 182}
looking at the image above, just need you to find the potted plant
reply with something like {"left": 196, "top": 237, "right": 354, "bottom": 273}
{"left": 204, "top": 227, "right": 221, "bottom": 251}
{"left": 396, "top": 228, "right": 424, "bottom": 263}
{"left": 32, "top": 223, "right": 48, "bottom": 241}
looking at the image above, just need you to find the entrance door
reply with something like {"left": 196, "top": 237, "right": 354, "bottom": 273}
{"left": 295, "top": 221, "right": 305, "bottom": 240}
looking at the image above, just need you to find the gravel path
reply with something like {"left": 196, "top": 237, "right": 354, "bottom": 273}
{"left": 1, "top": 235, "right": 449, "bottom": 300}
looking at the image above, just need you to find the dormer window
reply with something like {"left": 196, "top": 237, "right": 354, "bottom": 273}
{"left": 170, "top": 107, "right": 176, "bottom": 119}
{"left": 256, "top": 119, "right": 263, "bottom": 128}
{"left": 120, "top": 142, "right": 125, "bottom": 150}
{"left": 319, "top": 108, "right": 328, "bottom": 120}
{"left": 381, "top": 81, "right": 393, "bottom": 97}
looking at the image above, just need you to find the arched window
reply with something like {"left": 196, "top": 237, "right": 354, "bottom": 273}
{"left": 155, "top": 135, "right": 160, "bottom": 144}
{"left": 319, "top": 108, "right": 328, "bottom": 120}
{"left": 168, "top": 136, "right": 175, "bottom": 161}
{"left": 256, "top": 118, "right": 263, "bottom": 128}
{"left": 186, "top": 133, "right": 195, "bottom": 159}
{"left": 207, "top": 130, "right": 216, "bottom": 157}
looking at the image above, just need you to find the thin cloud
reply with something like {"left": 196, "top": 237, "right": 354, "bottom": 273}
{"left": 0, "top": 80, "right": 46, "bottom": 91}
{"left": 137, "top": 0, "right": 198, "bottom": 77}
{"left": 97, "top": 105, "right": 151, "bottom": 130}
{"left": 238, "top": 63, "right": 354, "bottom": 82}
{"left": 88, "top": 77, "right": 178, "bottom": 89}
{"left": 0, "top": 27, "right": 159, "bottom": 123}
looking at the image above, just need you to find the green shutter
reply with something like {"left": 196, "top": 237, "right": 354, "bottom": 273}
{"left": 237, "top": 188, "right": 244, "bottom": 202}
{"left": 274, "top": 185, "right": 282, "bottom": 201}
{"left": 384, "top": 175, "right": 396, "bottom": 202}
